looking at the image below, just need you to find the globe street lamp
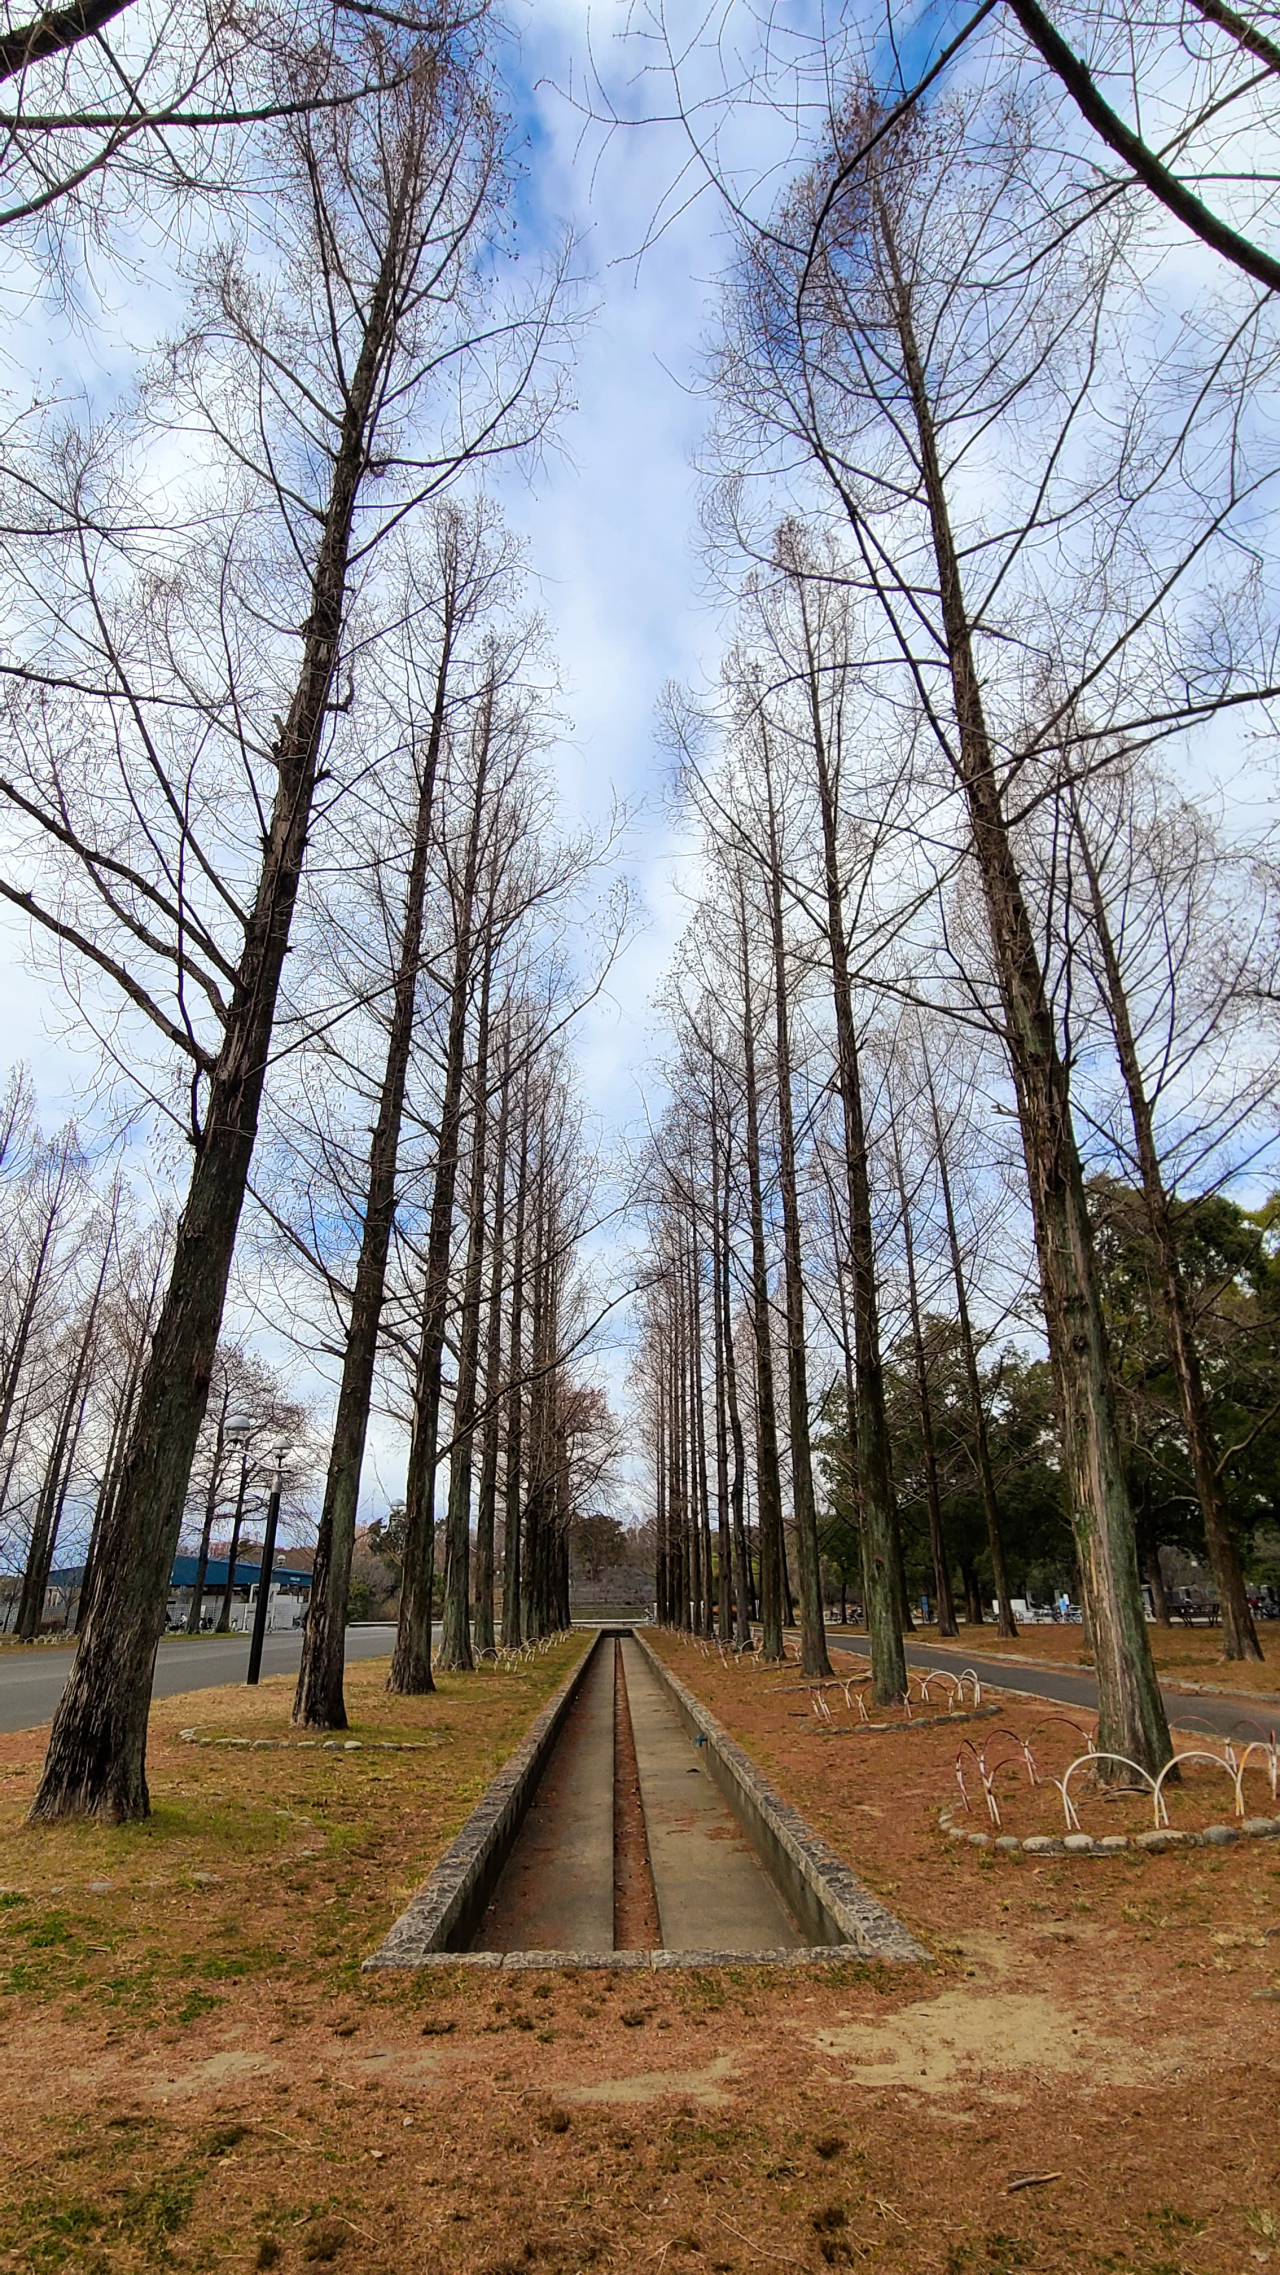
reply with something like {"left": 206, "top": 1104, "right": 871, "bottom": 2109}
{"left": 246, "top": 1446, "right": 287, "bottom": 1686}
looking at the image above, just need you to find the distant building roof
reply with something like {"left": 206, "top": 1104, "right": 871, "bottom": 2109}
{"left": 169, "top": 1554, "right": 311, "bottom": 1591}
{"left": 42, "top": 1557, "right": 312, "bottom": 1592}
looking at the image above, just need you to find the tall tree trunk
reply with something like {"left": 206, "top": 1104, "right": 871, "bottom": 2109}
{"left": 689, "top": 1230, "right": 715, "bottom": 1636}
{"left": 0, "top": 1151, "right": 71, "bottom": 1488}
{"left": 736, "top": 885, "right": 785, "bottom": 1659}
{"left": 876, "top": 202, "right": 1171, "bottom": 1773}
{"left": 719, "top": 1161, "right": 753, "bottom": 1647}
{"left": 78, "top": 1231, "right": 167, "bottom": 1635}
{"left": 388, "top": 697, "right": 491, "bottom": 1695}
{"left": 762, "top": 754, "right": 831, "bottom": 1676}
{"left": 473, "top": 1032, "right": 509, "bottom": 1659}
{"left": 788, "top": 579, "right": 906, "bottom": 1704}
{"left": 33, "top": 189, "right": 417, "bottom": 1823}
{"left": 709, "top": 1094, "right": 733, "bottom": 1640}
{"left": 18, "top": 1220, "right": 112, "bottom": 1641}
{"left": 215, "top": 1451, "right": 251, "bottom": 1633}
{"left": 927, "top": 1081, "right": 1018, "bottom": 1638}
{"left": 1071, "top": 808, "right": 1262, "bottom": 1661}
{"left": 500, "top": 1072, "right": 529, "bottom": 1648}
{"left": 438, "top": 939, "right": 495, "bottom": 1672}
{"left": 187, "top": 1389, "right": 230, "bottom": 1636}
{"left": 294, "top": 584, "right": 456, "bottom": 1729}
{"left": 522, "top": 1148, "right": 550, "bottom": 1639}
{"left": 833, "top": 1236, "right": 866, "bottom": 1625}
{"left": 655, "top": 1358, "right": 669, "bottom": 1624}
{"left": 676, "top": 1253, "right": 694, "bottom": 1629}
{"left": 891, "top": 1131, "right": 959, "bottom": 1636}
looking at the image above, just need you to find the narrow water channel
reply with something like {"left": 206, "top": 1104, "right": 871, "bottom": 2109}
{"left": 471, "top": 1636, "right": 802, "bottom": 1954}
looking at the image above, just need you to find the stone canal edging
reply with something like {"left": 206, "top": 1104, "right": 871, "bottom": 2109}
{"left": 632, "top": 1633, "right": 925, "bottom": 1965}
{"left": 364, "top": 1633, "right": 602, "bottom": 1968}
{"left": 360, "top": 1625, "right": 927, "bottom": 1970}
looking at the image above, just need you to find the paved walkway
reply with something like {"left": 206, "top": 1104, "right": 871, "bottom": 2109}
{"left": 0, "top": 1624, "right": 400, "bottom": 1734}
{"left": 825, "top": 1633, "right": 1279, "bottom": 1740}
{"left": 474, "top": 1633, "right": 801, "bottom": 1954}
{"left": 622, "top": 1637, "right": 797, "bottom": 1952}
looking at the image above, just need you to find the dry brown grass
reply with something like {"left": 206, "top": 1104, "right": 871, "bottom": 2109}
{"left": 0, "top": 1631, "right": 1277, "bottom": 2275}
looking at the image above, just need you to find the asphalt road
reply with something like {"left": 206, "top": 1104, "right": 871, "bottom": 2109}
{"left": 827, "top": 1633, "right": 1280, "bottom": 1740}
{"left": 0, "top": 1623, "right": 401, "bottom": 1734}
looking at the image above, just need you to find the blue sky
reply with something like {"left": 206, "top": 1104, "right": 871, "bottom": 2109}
{"left": 0, "top": 0, "right": 762, "bottom": 1518}
{"left": 6, "top": 0, "right": 1275, "bottom": 1528}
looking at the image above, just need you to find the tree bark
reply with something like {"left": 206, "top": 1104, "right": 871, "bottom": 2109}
{"left": 77, "top": 1229, "right": 166, "bottom": 1635}
{"left": 294, "top": 581, "right": 456, "bottom": 1728}
{"left": 32, "top": 170, "right": 418, "bottom": 1822}
{"left": 473, "top": 1031, "right": 509, "bottom": 1659}
{"left": 709, "top": 1085, "right": 733, "bottom": 1640}
{"left": 388, "top": 707, "right": 490, "bottom": 1695}
{"left": 876, "top": 197, "right": 1171, "bottom": 1774}
{"left": 762, "top": 748, "right": 831, "bottom": 1677}
{"left": 17, "top": 1215, "right": 112, "bottom": 1641}
{"left": 1071, "top": 807, "right": 1262, "bottom": 1661}
{"left": 718, "top": 1141, "right": 754, "bottom": 1647}
{"left": 438, "top": 936, "right": 495, "bottom": 1672}
{"left": 500, "top": 1069, "right": 529, "bottom": 1648}
{"left": 0, "top": 1150, "right": 70, "bottom": 1488}
{"left": 186, "top": 1389, "right": 230, "bottom": 1636}
{"left": 788, "top": 576, "right": 906, "bottom": 1704}
{"left": 891, "top": 1129, "right": 959, "bottom": 1636}
{"left": 927, "top": 1081, "right": 1018, "bottom": 1638}
{"left": 215, "top": 1451, "right": 250, "bottom": 1633}
{"left": 735, "top": 879, "right": 785, "bottom": 1659}
{"left": 689, "top": 1227, "right": 715, "bottom": 1638}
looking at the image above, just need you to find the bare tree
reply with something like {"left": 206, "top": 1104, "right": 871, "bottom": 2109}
{"left": 704, "top": 85, "right": 1196, "bottom": 1771}
{"left": 5, "top": 20, "right": 569, "bottom": 1820}
{"left": 1054, "top": 769, "right": 1280, "bottom": 1656}
{"left": 292, "top": 504, "right": 516, "bottom": 1729}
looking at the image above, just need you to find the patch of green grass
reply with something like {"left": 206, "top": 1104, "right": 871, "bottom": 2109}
{"left": 5, "top": 2191, "right": 105, "bottom": 2268}
{"left": 984, "top": 2238, "right": 1033, "bottom": 2268}
{"left": 1150, "top": 2207, "right": 1202, "bottom": 2235}
{"left": 116, "top": 2169, "right": 196, "bottom": 2244}
{"left": 176, "top": 1987, "right": 219, "bottom": 2024}
{"left": 26, "top": 1912, "right": 76, "bottom": 1949}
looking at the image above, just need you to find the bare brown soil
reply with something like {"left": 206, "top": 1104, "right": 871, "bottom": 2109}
{"left": 0, "top": 1632, "right": 1276, "bottom": 2275}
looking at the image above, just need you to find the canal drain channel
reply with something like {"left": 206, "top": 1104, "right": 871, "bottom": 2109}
{"left": 365, "top": 1629, "right": 925, "bottom": 1971}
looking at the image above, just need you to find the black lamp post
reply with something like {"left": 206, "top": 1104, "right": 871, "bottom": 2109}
{"left": 246, "top": 1448, "right": 286, "bottom": 1686}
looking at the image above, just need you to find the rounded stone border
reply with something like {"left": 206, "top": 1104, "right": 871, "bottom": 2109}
{"left": 175, "top": 1729, "right": 437, "bottom": 1752}
{"left": 939, "top": 1805, "right": 1280, "bottom": 1855}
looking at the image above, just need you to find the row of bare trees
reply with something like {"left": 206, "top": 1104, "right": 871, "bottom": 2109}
{"left": 0, "top": 1066, "right": 318, "bottom": 1636}
{"left": 630, "top": 99, "right": 1280, "bottom": 1762}
{"left": 0, "top": 1071, "right": 165, "bottom": 1634}
{"left": 0, "top": 0, "right": 609, "bottom": 1819}
{"left": 608, "top": 0, "right": 1280, "bottom": 1799}
{"left": 637, "top": 549, "right": 1280, "bottom": 1779}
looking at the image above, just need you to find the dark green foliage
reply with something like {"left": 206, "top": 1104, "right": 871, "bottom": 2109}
{"left": 1091, "top": 1178, "right": 1280, "bottom": 1580}
{"left": 815, "top": 1178, "right": 1280, "bottom": 1608}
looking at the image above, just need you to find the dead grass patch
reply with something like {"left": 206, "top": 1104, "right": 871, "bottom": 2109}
{"left": 0, "top": 1630, "right": 1277, "bottom": 2275}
